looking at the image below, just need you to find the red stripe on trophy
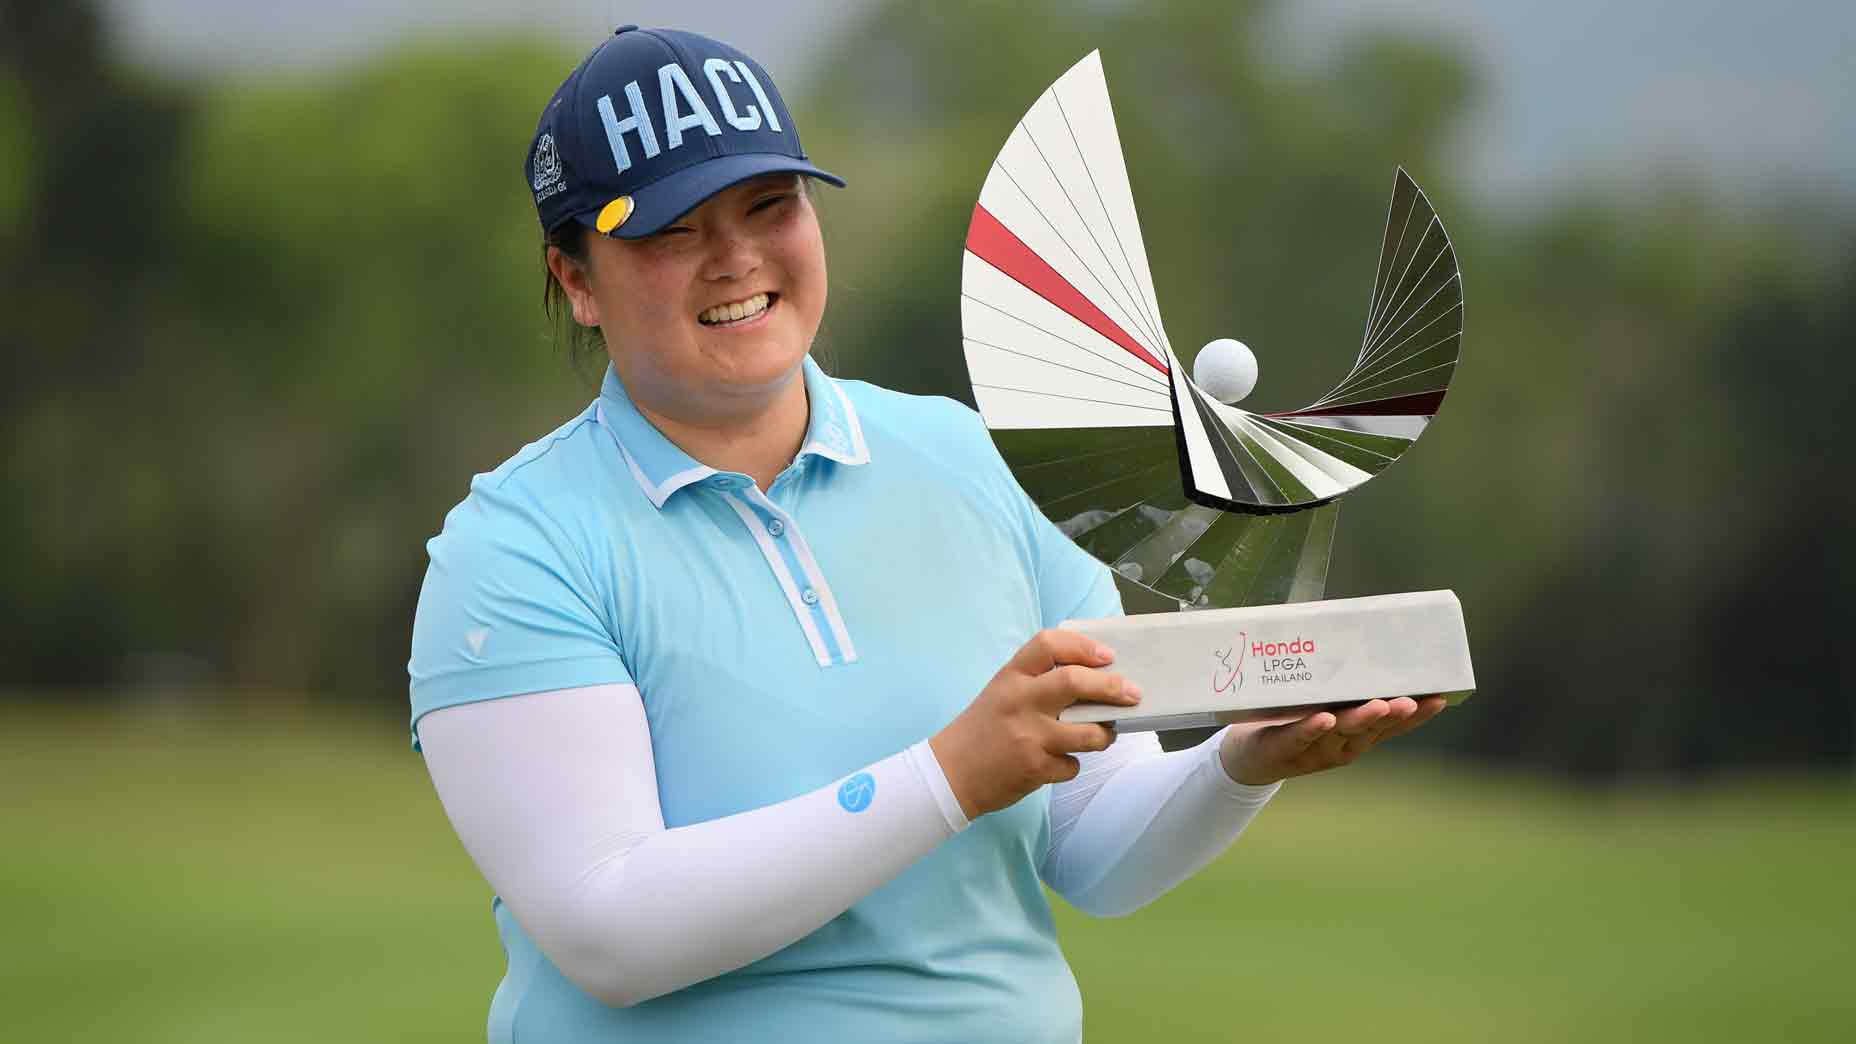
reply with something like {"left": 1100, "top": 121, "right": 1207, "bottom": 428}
{"left": 966, "top": 205, "right": 1169, "bottom": 376}
{"left": 1270, "top": 389, "right": 1446, "bottom": 418}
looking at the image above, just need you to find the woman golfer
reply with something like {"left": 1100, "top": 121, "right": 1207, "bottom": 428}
{"left": 409, "top": 26, "right": 1443, "bottom": 1043}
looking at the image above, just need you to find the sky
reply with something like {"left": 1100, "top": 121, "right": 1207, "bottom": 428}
{"left": 108, "top": 0, "right": 1856, "bottom": 206}
{"left": 1284, "top": 0, "right": 1856, "bottom": 204}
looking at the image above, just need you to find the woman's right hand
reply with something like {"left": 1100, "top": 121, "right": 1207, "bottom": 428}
{"left": 929, "top": 629, "right": 1142, "bottom": 820}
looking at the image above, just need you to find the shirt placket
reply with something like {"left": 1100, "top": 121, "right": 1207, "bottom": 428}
{"left": 715, "top": 477, "right": 857, "bottom": 667}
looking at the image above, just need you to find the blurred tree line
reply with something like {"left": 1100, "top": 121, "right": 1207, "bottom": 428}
{"left": 2, "top": 0, "right": 1849, "bottom": 778}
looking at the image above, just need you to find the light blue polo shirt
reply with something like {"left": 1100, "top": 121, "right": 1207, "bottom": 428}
{"left": 408, "top": 355, "right": 1121, "bottom": 1043}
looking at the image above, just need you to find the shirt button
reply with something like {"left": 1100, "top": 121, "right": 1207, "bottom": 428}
{"left": 801, "top": 587, "right": 820, "bottom": 606}
{"left": 766, "top": 518, "right": 786, "bottom": 537}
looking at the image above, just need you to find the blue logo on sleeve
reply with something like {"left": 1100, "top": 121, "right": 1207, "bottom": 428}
{"left": 837, "top": 772, "right": 876, "bottom": 813}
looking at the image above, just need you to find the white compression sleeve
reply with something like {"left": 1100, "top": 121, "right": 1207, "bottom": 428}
{"left": 417, "top": 683, "right": 968, "bottom": 1008}
{"left": 1040, "top": 727, "right": 1281, "bottom": 918}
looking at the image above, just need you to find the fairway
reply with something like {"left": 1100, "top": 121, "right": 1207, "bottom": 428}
{"left": 3, "top": 703, "right": 1850, "bottom": 1042}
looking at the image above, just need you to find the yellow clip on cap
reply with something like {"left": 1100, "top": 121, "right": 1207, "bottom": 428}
{"left": 595, "top": 196, "right": 634, "bottom": 234}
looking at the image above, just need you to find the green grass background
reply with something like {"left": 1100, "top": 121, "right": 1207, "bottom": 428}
{"left": 5, "top": 702, "right": 1850, "bottom": 1043}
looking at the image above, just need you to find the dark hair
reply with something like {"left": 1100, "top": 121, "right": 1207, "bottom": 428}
{"left": 542, "top": 220, "right": 606, "bottom": 377}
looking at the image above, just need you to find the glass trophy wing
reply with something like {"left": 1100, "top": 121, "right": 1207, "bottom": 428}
{"left": 960, "top": 50, "right": 1461, "bottom": 614}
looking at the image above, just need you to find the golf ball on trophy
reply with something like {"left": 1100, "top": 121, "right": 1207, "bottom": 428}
{"left": 1193, "top": 338, "right": 1257, "bottom": 404}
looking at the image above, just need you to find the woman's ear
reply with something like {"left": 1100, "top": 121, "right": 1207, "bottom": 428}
{"left": 546, "top": 244, "right": 601, "bottom": 328}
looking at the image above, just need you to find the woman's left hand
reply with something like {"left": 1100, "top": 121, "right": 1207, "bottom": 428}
{"left": 1218, "top": 695, "right": 1449, "bottom": 786}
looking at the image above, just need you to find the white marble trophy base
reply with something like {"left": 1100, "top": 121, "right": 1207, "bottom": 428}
{"left": 1059, "top": 591, "right": 1475, "bottom": 732}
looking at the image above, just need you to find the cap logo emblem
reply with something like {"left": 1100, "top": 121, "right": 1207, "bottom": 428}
{"left": 532, "top": 133, "right": 566, "bottom": 201}
{"left": 595, "top": 196, "right": 635, "bottom": 234}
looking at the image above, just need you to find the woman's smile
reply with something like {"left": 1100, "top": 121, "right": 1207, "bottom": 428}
{"left": 697, "top": 291, "right": 780, "bottom": 329}
{"left": 551, "top": 171, "right": 829, "bottom": 428}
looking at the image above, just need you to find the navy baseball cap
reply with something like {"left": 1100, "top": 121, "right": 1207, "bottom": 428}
{"left": 527, "top": 26, "right": 844, "bottom": 240}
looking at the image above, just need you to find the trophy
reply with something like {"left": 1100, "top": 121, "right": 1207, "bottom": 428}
{"left": 960, "top": 52, "right": 1475, "bottom": 743}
